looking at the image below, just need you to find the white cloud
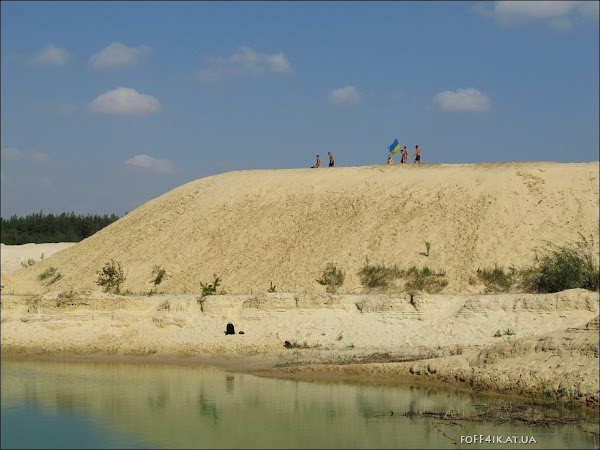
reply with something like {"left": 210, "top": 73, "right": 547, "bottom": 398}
{"left": 197, "top": 46, "right": 292, "bottom": 82}
{"left": 1, "top": 147, "right": 51, "bottom": 163}
{"left": 329, "top": 86, "right": 360, "bottom": 106}
{"left": 125, "top": 154, "right": 176, "bottom": 174}
{"left": 90, "top": 42, "right": 151, "bottom": 68}
{"left": 88, "top": 87, "right": 161, "bottom": 116}
{"left": 473, "top": 1, "right": 598, "bottom": 29}
{"left": 433, "top": 88, "right": 491, "bottom": 112}
{"left": 30, "top": 44, "right": 70, "bottom": 66}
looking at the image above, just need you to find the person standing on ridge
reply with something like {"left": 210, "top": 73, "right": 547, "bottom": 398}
{"left": 413, "top": 145, "right": 421, "bottom": 164}
{"left": 328, "top": 152, "right": 335, "bottom": 167}
{"left": 311, "top": 154, "right": 321, "bottom": 168}
{"left": 387, "top": 154, "right": 394, "bottom": 164}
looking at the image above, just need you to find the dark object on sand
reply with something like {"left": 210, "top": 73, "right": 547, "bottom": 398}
{"left": 239, "top": 331, "right": 244, "bottom": 334}
{"left": 284, "top": 340, "right": 292, "bottom": 348}
{"left": 225, "top": 323, "right": 235, "bottom": 335}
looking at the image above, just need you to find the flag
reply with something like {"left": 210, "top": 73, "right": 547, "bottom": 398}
{"left": 388, "top": 138, "right": 400, "bottom": 155}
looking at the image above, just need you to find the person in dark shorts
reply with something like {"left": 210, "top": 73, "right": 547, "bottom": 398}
{"left": 413, "top": 145, "right": 421, "bottom": 164}
{"left": 311, "top": 155, "right": 321, "bottom": 168}
{"left": 328, "top": 152, "right": 334, "bottom": 167}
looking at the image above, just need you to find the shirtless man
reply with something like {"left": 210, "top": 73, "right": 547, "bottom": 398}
{"left": 311, "top": 155, "right": 321, "bottom": 168}
{"left": 328, "top": 152, "right": 335, "bottom": 167}
{"left": 413, "top": 145, "right": 421, "bottom": 164}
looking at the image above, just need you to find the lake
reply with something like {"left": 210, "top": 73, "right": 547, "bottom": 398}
{"left": 1, "top": 357, "right": 597, "bottom": 449}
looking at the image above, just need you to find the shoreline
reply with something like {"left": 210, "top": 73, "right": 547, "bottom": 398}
{"left": 2, "top": 289, "right": 598, "bottom": 411}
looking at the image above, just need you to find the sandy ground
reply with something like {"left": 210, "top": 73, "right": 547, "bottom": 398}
{"left": 1, "top": 243, "right": 76, "bottom": 275}
{"left": 1, "top": 162, "right": 598, "bottom": 408}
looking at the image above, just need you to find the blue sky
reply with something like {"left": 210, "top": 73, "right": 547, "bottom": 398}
{"left": 1, "top": 1, "right": 598, "bottom": 217}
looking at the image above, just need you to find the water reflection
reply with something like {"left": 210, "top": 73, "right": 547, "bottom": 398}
{"left": 1, "top": 357, "right": 597, "bottom": 449}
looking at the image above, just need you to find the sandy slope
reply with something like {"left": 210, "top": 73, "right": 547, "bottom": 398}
{"left": 2, "top": 162, "right": 598, "bottom": 295}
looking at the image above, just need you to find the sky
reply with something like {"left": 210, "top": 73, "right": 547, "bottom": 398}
{"left": 1, "top": 1, "right": 599, "bottom": 217}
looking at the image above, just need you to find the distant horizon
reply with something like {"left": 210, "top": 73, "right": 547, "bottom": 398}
{"left": 2, "top": 1, "right": 598, "bottom": 217}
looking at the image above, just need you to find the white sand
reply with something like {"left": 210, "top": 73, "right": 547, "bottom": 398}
{"left": 1, "top": 243, "right": 76, "bottom": 275}
{"left": 1, "top": 162, "right": 598, "bottom": 407}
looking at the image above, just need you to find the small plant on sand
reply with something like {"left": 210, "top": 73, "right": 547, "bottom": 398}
{"left": 96, "top": 259, "right": 126, "bottom": 294}
{"left": 493, "top": 330, "right": 502, "bottom": 338}
{"left": 523, "top": 234, "right": 599, "bottom": 293}
{"left": 38, "top": 266, "right": 62, "bottom": 286}
{"left": 200, "top": 274, "right": 223, "bottom": 296}
{"left": 504, "top": 328, "right": 515, "bottom": 336}
{"left": 425, "top": 241, "right": 431, "bottom": 257}
{"left": 21, "top": 258, "right": 35, "bottom": 268}
{"left": 358, "top": 257, "right": 400, "bottom": 289}
{"left": 268, "top": 281, "right": 277, "bottom": 293}
{"left": 150, "top": 265, "right": 168, "bottom": 286}
{"left": 317, "top": 263, "right": 345, "bottom": 293}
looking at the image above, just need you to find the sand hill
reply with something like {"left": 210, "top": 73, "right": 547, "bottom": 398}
{"left": 2, "top": 161, "right": 599, "bottom": 296}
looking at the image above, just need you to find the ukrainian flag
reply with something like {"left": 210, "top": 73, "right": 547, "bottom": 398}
{"left": 388, "top": 138, "right": 400, "bottom": 155}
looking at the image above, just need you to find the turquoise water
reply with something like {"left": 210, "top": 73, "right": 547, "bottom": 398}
{"left": 1, "top": 357, "right": 597, "bottom": 449}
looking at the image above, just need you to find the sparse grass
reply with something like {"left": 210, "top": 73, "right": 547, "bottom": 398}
{"left": 358, "top": 257, "right": 400, "bottom": 289}
{"left": 494, "top": 330, "right": 502, "bottom": 337}
{"left": 96, "top": 259, "right": 126, "bottom": 294}
{"left": 268, "top": 281, "right": 277, "bottom": 293}
{"left": 403, "top": 265, "right": 448, "bottom": 293}
{"left": 476, "top": 265, "right": 515, "bottom": 293}
{"left": 317, "top": 262, "right": 345, "bottom": 293}
{"left": 37, "top": 267, "right": 62, "bottom": 286}
{"left": 425, "top": 241, "right": 431, "bottom": 257}
{"left": 150, "top": 265, "right": 167, "bottom": 286}
{"left": 284, "top": 340, "right": 322, "bottom": 349}
{"left": 337, "top": 334, "right": 343, "bottom": 341}
{"left": 504, "top": 328, "right": 515, "bottom": 336}
{"left": 21, "top": 258, "right": 35, "bottom": 268}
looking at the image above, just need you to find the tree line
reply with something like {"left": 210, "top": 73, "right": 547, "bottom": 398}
{"left": 1, "top": 210, "right": 121, "bottom": 244}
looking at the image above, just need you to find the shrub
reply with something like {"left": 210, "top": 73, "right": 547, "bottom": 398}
{"left": 96, "top": 259, "right": 126, "bottom": 293}
{"left": 357, "top": 257, "right": 400, "bottom": 289}
{"left": 38, "top": 267, "right": 62, "bottom": 286}
{"left": 476, "top": 265, "right": 515, "bottom": 293}
{"left": 150, "top": 265, "right": 167, "bottom": 286}
{"left": 317, "top": 263, "right": 345, "bottom": 293}
{"left": 527, "top": 235, "right": 599, "bottom": 293}
{"left": 200, "top": 274, "right": 222, "bottom": 296}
